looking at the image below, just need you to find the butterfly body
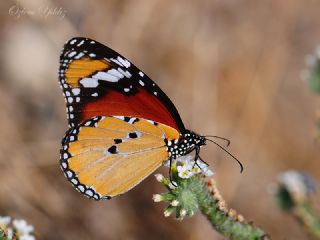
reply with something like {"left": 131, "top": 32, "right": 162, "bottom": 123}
{"left": 59, "top": 37, "right": 207, "bottom": 200}
{"left": 166, "top": 130, "right": 206, "bottom": 159}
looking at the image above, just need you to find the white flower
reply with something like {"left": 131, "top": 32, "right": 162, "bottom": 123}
{"left": 13, "top": 219, "right": 34, "bottom": 236}
{"left": 175, "top": 155, "right": 193, "bottom": 167}
{"left": 168, "top": 181, "right": 177, "bottom": 189}
{"left": 202, "top": 168, "right": 214, "bottom": 177}
{"left": 167, "top": 154, "right": 214, "bottom": 179}
{"left": 155, "top": 173, "right": 164, "bottom": 182}
{"left": 177, "top": 165, "right": 194, "bottom": 179}
{"left": 20, "top": 235, "right": 36, "bottom": 240}
{"left": 164, "top": 209, "right": 173, "bottom": 217}
{"left": 180, "top": 209, "right": 187, "bottom": 217}
{"left": 196, "top": 159, "right": 209, "bottom": 169}
{"left": 170, "top": 200, "right": 179, "bottom": 206}
{"left": 152, "top": 194, "right": 162, "bottom": 202}
{"left": 279, "top": 170, "right": 314, "bottom": 203}
{"left": 7, "top": 228, "right": 13, "bottom": 240}
{"left": 0, "top": 216, "right": 11, "bottom": 227}
{"left": 191, "top": 165, "right": 202, "bottom": 174}
{"left": 194, "top": 159, "right": 214, "bottom": 176}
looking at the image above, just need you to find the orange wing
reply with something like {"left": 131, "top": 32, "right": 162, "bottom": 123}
{"left": 60, "top": 116, "right": 179, "bottom": 200}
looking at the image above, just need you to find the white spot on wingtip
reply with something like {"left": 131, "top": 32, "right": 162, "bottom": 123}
{"left": 86, "top": 190, "right": 94, "bottom": 197}
{"left": 74, "top": 52, "right": 85, "bottom": 59}
{"left": 92, "top": 71, "right": 120, "bottom": 82}
{"left": 80, "top": 78, "right": 99, "bottom": 88}
{"left": 84, "top": 121, "right": 92, "bottom": 126}
{"left": 61, "top": 162, "right": 67, "bottom": 169}
{"left": 70, "top": 39, "right": 77, "bottom": 45}
{"left": 117, "top": 56, "right": 131, "bottom": 68}
{"left": 68, "top": 51, "right": 77, "bottom": 57}
{"left": 110, "top": 58, "right": 123, "bottom": 66}
{"left": 117, "top": 68, "right": 132, "bottom": 78}
{"left": 66, "top": 171, "right": 73, "bottom": 178}
{"left": 77, "top": 40, "right": 85, "bottom": 46}
{"left": 71, "top": 178, "right": 78, "bottom": 185}
{"left": 78, "top": 185, "right": 85, "bottom": 192}
{"left": 108, "top": 69, "right": 124, "bottom": 78}
{"left": 72, "top": 88, "right": 80, "bottom": 95}
{"left": 139, "top": 80, "right": 145, "bottom": 86}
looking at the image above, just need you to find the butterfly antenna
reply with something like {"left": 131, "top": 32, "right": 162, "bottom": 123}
{"left": 206, "top": 138, "right": 243, "bottom": 173}
{"left": 204, "top": 135, "right": 231, "bottom": 147}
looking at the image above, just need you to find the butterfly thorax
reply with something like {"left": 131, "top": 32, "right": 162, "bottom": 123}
{"left": 166, "top": 130, "right": 206, "bottom": 159}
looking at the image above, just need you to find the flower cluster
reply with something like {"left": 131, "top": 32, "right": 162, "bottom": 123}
{"left": 153, "top": 172, "right": 201, "bottom": 220}
{"left": 278, "top": 170, "right": 315, "bottom": 205}
{"left": 171, "top": 154, "right": 214, "bottom": 179}
{"left": 0, "top": 216, "right": 35, "bottom": 240}
{"left": 154, "top": 154, "right": 215, "bottom": 220}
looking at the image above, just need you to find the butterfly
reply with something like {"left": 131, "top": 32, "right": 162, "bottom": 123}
{"left": 58, "top": 37, "right": 242, "bottom": 200}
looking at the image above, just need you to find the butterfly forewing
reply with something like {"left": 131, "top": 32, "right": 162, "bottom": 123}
{"left": 60, "top": 116, "right": 179, "bottom": 199}
{"left": 59, "top": 37, "right": 185, "bottom": 132}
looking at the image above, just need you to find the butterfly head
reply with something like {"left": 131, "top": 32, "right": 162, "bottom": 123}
{"left": 166, "top": 130, "right": 206, "bottom": 159}
{"left": 182, "top": 130, "right": 206, "bottom": 149}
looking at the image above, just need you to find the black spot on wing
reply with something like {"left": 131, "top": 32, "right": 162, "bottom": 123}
{"left": 114, "top": 139, "right": 122, "bottom": 144}
{"left": 128, "top": 132, "right": 138, "bottom": 139}
{"left": 108, "top": 145, "right": 118, "bottom": 154}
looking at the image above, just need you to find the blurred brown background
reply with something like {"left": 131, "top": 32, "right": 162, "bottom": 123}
{"left": 0, "top": 0, "right": 319, "bottom": 239}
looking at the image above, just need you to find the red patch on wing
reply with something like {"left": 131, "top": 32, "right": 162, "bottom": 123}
{"left": 82, "top": 87, "right": 179, "bottom": 130}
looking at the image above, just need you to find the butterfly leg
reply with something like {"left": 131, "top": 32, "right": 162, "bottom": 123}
{"left": 169, "top": 157, "right": 178, "bottom": 187}
{"left": 193, "top": 147, "right": 201, "bottom": 168}
{"left": 193, "top": 147, "right": 210, "bottom": 170}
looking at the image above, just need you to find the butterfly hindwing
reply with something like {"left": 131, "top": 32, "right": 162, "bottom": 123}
{"left": 60, "top": 116, "right": 179, "bottom": 200}
{"left": 59, "top": 37, "right": 185, "bottom": 132}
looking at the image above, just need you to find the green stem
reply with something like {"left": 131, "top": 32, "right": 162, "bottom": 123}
{"left": 276, "top": 171, "right": 320, "bottom": 239}
{"left": 294, "top": 202, "right": 320, "bottom": 238}
{"left": 155, "top": 173, "right": 270, "bottom": 240}
{"left": 197, "top": 178, "right": 268, "bottom": 240}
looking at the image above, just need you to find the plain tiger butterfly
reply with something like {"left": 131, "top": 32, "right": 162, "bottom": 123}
{"left": 58, "top": 37, "right": 242, "bottom": 200}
